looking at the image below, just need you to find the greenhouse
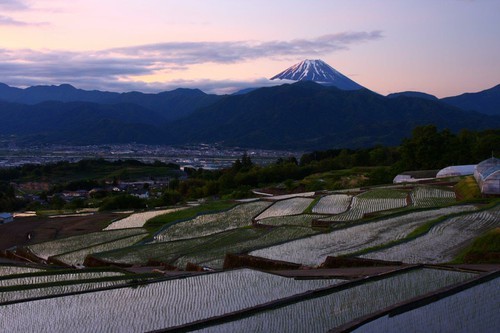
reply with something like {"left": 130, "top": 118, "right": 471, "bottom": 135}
{"left": 436, "top": 165, "right": 476, "bottom": 178}
{"left": 393, "top": 170, "right": 438, "bottom": 184}
{"left": 474, "top": 157, "right": 500, "bottom": 195}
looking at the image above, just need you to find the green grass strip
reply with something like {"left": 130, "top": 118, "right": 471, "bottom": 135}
{"left": 303, "top": 196, "right": 321, "bottom": 214}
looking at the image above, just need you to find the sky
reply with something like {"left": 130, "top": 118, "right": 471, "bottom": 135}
{"left": 1, "top": 0, "right": 499, "bottom": 97}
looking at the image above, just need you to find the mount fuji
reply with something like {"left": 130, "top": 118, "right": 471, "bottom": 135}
{"left": 270, "top": 59, "right": 364, "bottom": 90}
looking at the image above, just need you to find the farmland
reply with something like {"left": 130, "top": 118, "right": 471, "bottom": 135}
{"left": 361, "top": 204, "right": 500, "bottom": 263}
{"left": 255, "top": 197, "right": 313, "bottom": 220}
{"left": 318, "top": 189, "right": 408, "bottom": 222}
{"left": 1, "top": 171, "right": 498, "bottom": 332}
{"left": 104, "top": 208, "right": 187, "bottom": 230}
{"left": 353, "top": 275, "right": 499, "bottom": 333}
{"left": 193, "top": 268, "right": 477, "bottom": 333}
{"left": 0, "top": 269, "right": 343, "bottom": 332}
{"left": 250, "top": 205, "right": 477, "bottom": 265}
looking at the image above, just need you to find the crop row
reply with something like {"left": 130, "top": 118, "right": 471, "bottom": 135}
{"left": 0, "top": 273, "right": 158, "bottom": 305}
{"left": 250, "top": 205, "right": 477, "bottom": 266}
{"left": 97, "top": 226, "right": 319, "bottom": 269}
{"left": 152, "top": 201, "right": 271, "bottom": 243}
{"left": 0, "top": 271, "right": 124, "bottom": 288}
{"left": 354, "top": 276, "right": 499, "bottom": 333}
{"left": 173, "top": 226, "right": 319, "bottom": 269}
{"left": 319, "top": 196, "right": 408, "bottom": 222}
{"left": 27, "top": 228, "right": 147, "bottom": 260}
{"left": 311, "top": 194, "right": 351, "bottom": 215}
{"left": 255, "top": 198, "right": 314, "bottom": 220}
{"left": 51, "top": 233, "right": 148, "bottom": 266}
{"left": 200, "top": 268, "right": 477, "bottom": 333}
{"left": 0, "top": 266, "right": 44, "bottom": 277}
{"left": 411, "top": 186, "right": 456, "bottom": 207}
{"left": 104, "top": 208, "right": 187, "bottom": 230}
{"left": 362, "top": 205, "right": 500, "bottom": 263}
{"left": 0, "top": 269, "right": 341, "bottom": 332}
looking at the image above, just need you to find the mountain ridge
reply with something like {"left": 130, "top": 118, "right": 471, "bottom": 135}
{"left": 0, "top": 80, "right": 499, "bottom": 149}
{"left": 165, "top": 81, "right": 500, "bottom": 149}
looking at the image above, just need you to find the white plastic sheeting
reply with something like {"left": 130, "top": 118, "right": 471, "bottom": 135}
{"left": 436, "top": 165, "right": 476, "bottom": 178}
{"left": 474, "top": 157, "right": 500, "bottom": 195}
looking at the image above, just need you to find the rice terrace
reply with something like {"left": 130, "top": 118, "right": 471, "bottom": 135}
{"left": 1, "top": 162, "right": 498, "bottom": 332}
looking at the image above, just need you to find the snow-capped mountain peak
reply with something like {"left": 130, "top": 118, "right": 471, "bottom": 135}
{"left": 270, "top": 59, "right": 364, "bottom": 90}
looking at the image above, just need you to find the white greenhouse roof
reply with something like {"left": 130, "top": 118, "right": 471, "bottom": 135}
{"left": 475, "top": 157, "right": 500, "bottom": 179}
{"left": 436, "top": 165, "right": 476, "bottom": 178}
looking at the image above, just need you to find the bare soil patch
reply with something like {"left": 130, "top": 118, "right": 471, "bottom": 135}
{"left": 0, "top": 213, "right": 123, "bottom": 250}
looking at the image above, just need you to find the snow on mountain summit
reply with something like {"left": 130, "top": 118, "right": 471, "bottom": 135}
{"left": 270, "top": 59, "right": 364, "bottom": 90}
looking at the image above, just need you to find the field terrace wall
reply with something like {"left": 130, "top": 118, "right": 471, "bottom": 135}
{"left": 223, "top": 253, "right": 302, "bottom": 270}
{"left": 12, "top": 248, "right": 46, "bottom": 264}
{"left": 320, "top": 256, "right": 405, "bottom": 269}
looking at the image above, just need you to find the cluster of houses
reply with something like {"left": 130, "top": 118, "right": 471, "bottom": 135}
{"left": 393, "top": 157, "right": 500, "bottom": 196}
{"left": 53, "top": 178, "right": 177, "bottom": 202}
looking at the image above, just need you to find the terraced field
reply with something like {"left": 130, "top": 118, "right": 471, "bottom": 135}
{"left": 255, "top": 198, "right": 314, "bottom": 220}
{"left": 0, "top": 269, "right": 342, "bottom": 332}
{"left": 318, "top": 189, "right": 408, "bottom": 222}
{"left": 312, "top": 194, "right": 351, "bottom": 214}
{"left": 194, "top": 268, "right": 477, "bottom": 333}
{"left": 0, "top": 269, "right": 158, "bottom": 304}
{"left": 152, "top": 201, "right": 270, "bottom": 243}
{"left": 27, "top": 228, "right": 148, "bottom": 260}
{"left": 104, "top": 208, "right": 187, "bottom": 230}
{"left": 0, "top": 179, "right": 496, "bottom": 333}
{"left": 0, "top": 265, "right": 44, "bottom": 276}
{"left": 50, "top": 233, "right": 149, "bottom": 266}
{"left": 411, "top": 186, "right": 456, "bottom": 207}
{"left": 250, "top": 205, "right": 477, "bottom": 266}
{"left": 362, "top": 204, "right": 500, "bottom": 263}
{"left": 96, "top": 226, "right": 319, "bottom": 269}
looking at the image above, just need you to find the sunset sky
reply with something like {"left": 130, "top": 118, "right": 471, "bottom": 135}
{"left": 1, "top": 0, "right": 499, "bottom": 97}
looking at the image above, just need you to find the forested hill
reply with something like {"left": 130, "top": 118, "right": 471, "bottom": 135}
{"left": 165, "top": 82, "right": 500, "bottom": 149}
{"left": 1, "top": 81, "right": 499, "bottom": 150}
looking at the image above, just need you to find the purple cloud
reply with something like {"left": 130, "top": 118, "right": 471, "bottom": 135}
{"left": 0, "top": 31, "right": 383, "bottom": 93}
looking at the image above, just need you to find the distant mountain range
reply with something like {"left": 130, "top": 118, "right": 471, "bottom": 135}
{"left": 0, "top": 83, "right": 221, "bottom": 122}
{"left": 0, "top": 60, "right": 499, "bottom": 150}
{"left": 165, "top": 81, "right": 500, "bottom": 149}
{"left": 440, "top": 84, "right": 500, "bottom": 116}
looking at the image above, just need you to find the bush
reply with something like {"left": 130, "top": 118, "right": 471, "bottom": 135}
{"left": 99, "top": 194, "right": 146, "bottom": 211}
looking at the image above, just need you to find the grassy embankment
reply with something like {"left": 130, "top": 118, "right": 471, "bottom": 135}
{"left": 452, "top": 228, "right": 500, "bottom": 264}
{"left": 454, "top": 175, "right": 481, "bottom": 200}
